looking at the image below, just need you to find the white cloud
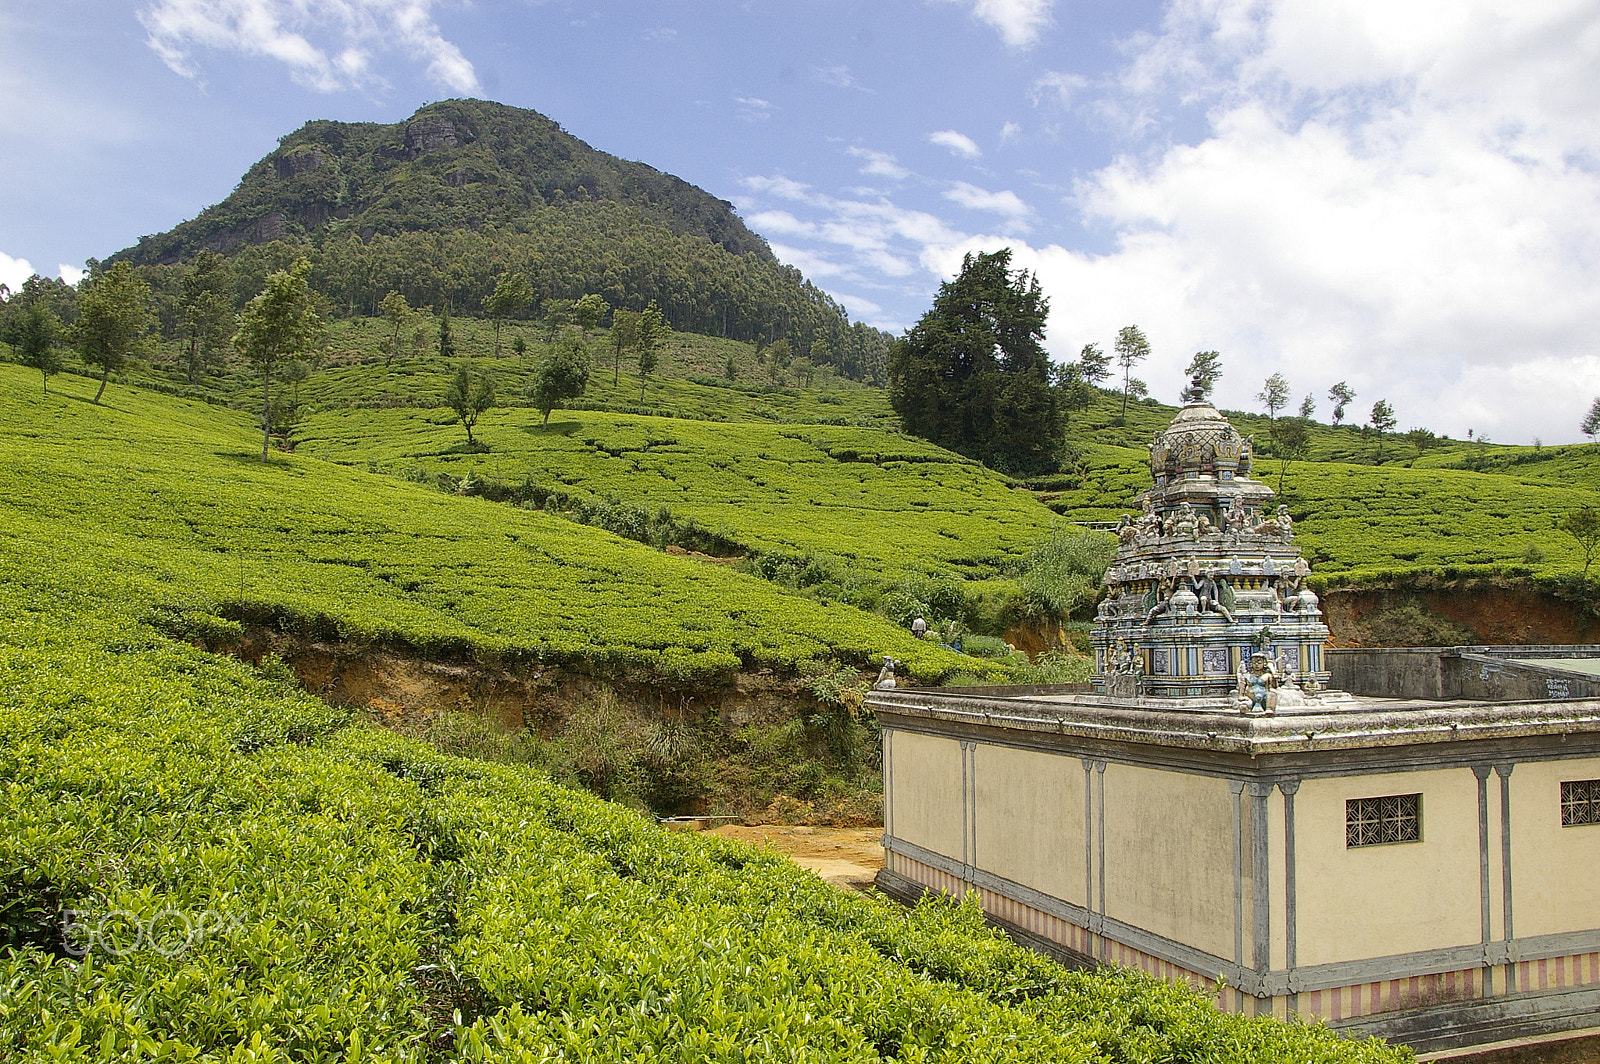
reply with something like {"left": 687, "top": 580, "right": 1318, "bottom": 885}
{"left": 999, "top": 120, "right": 1022, "bottom": 144}
{"left": 641, "top": 27, "right": 677, "bottom": 41}
{"left": 1030, "top": 0, "right": 1600, "bottom": 444}
{"left": 736, "top": 96, "right": 772, "bottom": 121}
{"left": 846, "top": 146, "right": 910, "bottom": 180}
{"left": 928, "top": 129, "right": 982, "bottom": 158}
{"left": 57, "top": 264, "right": 85, "bottom": 287}
{"left": 138, "top": 0, "right": 481, "bottom": 94}
{"left": 814, "top": 64, "right": 866, "bottom": 90}
{"left": 0, "top": 252, "right": 36, "bottom": 293}
{"left": 934, "top": 0, "right": 1055, "bottom": 48}
{"left": 1031, "top": 70, "right": 1088, "bottom": 107}
{"left": 944, "top": 181, "right": 1030, "bottom": 220}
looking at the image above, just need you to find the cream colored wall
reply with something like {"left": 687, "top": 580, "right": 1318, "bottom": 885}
{"left": 1295, "top": 769, "right": 1480, "bottom": 967}
{"left": 972, "top": 744, "right": 1087, "bottom": 908}
{"left": 888, "top": 730, "right": 965, "bottom": 861}
{"left": 1508, "top": 757, "right": 1600, "bottom": 940}
{"left": 1101, "top": 763, "right": 1237, "bottom": 961}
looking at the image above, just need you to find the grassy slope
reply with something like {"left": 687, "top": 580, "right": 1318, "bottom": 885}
{"left": 0, "top": 567, "right": 1403, "bottom": 1061}
{"left": 0, "top": 364, "right": 970, "bottom": 682}
{"left": 299, "top": 403, "right": 1062, "bottom": 578}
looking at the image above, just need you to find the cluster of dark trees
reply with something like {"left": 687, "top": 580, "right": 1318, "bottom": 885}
{"left": 888, "top": 249, "right": 1062, "bottom": 477}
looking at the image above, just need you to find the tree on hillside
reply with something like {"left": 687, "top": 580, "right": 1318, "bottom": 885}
{"left": 233, "top": 258, "right": 323, "bottom": 462}
{"left": 574, "top": 293, "right": 609, "bottom": 335}
{"left": 888, "top": 249, "right": 1062, "bottom": 475}
{"left": 1053, "top": 361, "right": 1094, "bottom": 427}
{"left": 542, "top": 297, "right": 577, "bottom": 340}
{"left": 531, "top": 328, "right": 591, "bottom": 427}
{"left": 379, "top": 291, "right": 413, "bottom": 366}
{"left": 1077, "top": 342, "right": 1111, "bottom": 388}
{"left": 74, "top": 262, "right": 155, "bottom": 405}
{"left": 1298, "top": 393, "right": 1316, "bottom": 420}
{"left": 2, "top": 302, "right": 63, "bottom": 393}
{"left": 1269, "top": 416, "right": 1310, "bottom": 494}
{"left": 1369, "top": 399, "right": 1397, "bottom": 434}
{"left": 438, "top": 307, "right": 456, "bottom": 360}
{"left": 1257, "top": 373, "right": 1290, "bottom": 421}
{"left": 610, "top": 307, "right": 639, "bottom": 386}
{"left": 178, "top": 251, "right": 234, "bottom": 384}
{"left": 1369, "top": 399, "right": 1398, "bottom": 459}
{"left": 1183, "top": 350, "right": 1222, "bottom": 400}
{"left": 1328, "top": 381, "right": 1356, "bottom": 425}
{"left": 1558, "top": 507, "right": 1600, "bottom": 582}
{"left": 1582, "top": 397, "right": 1600, "bottom": 441}
{"left": 443, "top": 361, "right": 495, "bottom": 446}
{"left": 1405, "top": 427, "right": 1440, "bottom": 457}
{"left": 1113, "top": 325, "right": 1150, "bottom": 422}
{"left": 483, "top": 271, "right": 532, "bottom": 357}
{"left": 636, "top": 300, "right": 668, "bottom": 402}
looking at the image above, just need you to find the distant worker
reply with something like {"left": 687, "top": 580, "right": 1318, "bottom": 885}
{"left": 911, "top": 615, "right": 927, "bottom": 639}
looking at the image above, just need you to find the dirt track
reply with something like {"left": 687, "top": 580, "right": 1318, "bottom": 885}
{"left": 710, "top": 824, "right": 883, "bottom": 891}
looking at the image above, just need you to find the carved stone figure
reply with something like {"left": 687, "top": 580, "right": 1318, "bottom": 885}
{"left": 1172, "top": 502, "right": 1199, "bottom": 540}
{"left": 1193, "top": 569, "right": 1237, "bottom": 623}
{"left": 1117, "top": 514, "right": 1138, "bottom": 547}
{"left": 873, "top": 656, "right": 898, "bottom": 690}
{"left": 1236, "top": 652, "right": 1276, "bottom": 716}
{"left": 1222, "top": 497, "right": 1244, "bottom": 537}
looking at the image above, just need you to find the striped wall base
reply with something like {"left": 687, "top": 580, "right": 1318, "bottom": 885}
{"left": 883, "top": 848, "right": 1600, "bottom": 1041}
{"left": 884, "top": 849, "right": 1228, "bottom": 1009}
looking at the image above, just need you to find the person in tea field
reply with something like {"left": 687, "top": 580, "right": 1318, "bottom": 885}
{"left": 911, "top": 615, "right": 928, "bottom": 639}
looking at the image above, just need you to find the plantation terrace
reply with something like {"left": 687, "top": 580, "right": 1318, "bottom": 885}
{"left": 871, "top": 383, "right": 1600, "bottom": 1054}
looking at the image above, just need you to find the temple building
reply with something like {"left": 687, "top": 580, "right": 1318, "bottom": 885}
{"left": 871, "top": 389, "right": 1600, "bottom": 1054}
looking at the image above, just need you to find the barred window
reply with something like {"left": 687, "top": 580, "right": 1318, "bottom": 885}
{"left": 1347, "top": 794, "right": 1422, "bottom": 847}
{"left": 1561, "top": 780, "right": 1600, "bottom": 827}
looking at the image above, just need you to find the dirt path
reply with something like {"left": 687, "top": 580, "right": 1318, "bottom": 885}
{"left": 709, "top": 824, "right": 884, "bottom": 891}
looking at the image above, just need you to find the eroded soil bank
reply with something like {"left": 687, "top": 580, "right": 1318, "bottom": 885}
{"left": 219, "top": 628, "right": 884, "bottom": 824}
{"left": 1322, "top": 580, "right": 1597, "bottom": 646}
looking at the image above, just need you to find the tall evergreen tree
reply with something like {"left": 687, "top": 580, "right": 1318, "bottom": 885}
{"left": 888, "top": 249, "right": 1061, "bottom": 475}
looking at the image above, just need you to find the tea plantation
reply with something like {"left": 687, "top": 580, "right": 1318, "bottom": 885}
{"left": 0, "top": 511, "right": 1406, "bottom": 1062}
{"left": 0, "top": 365, "right": 971, "bottom": 684}
{"left": 297, "top": 404, "right": 1063, "bottom": 579}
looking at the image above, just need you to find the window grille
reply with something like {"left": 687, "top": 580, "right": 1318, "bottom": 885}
{"left": 1561, "top": 780, "right": 1600, "bottom": 827}
{"left": 1346, "top": 794, "right": 1421, "bottom": 847}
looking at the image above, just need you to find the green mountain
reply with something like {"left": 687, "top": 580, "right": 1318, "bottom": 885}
{"left": 119, "top": 99, "right": 768, "bottom": 262}
{"left": 112, "top": 99, "right": 882, "bottom": 371}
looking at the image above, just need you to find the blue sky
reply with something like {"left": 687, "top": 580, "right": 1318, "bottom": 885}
{"left": 3, "top": 0, "right": 1599, "bottom": 444}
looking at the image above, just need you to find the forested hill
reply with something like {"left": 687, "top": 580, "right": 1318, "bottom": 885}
{"left": 110, "top": 99, "right": 873, "bottom": 362}
{"left": 120, "top": 99, "right": 768, "bottom": 263}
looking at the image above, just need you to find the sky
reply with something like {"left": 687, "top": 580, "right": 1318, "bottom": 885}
{"left": 2, "top": 0, "right": 1599, "bottom": 445}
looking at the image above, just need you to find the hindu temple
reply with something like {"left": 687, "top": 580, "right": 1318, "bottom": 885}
{"left": 1091, "top": 377, "right": 1332, "bottom": 707}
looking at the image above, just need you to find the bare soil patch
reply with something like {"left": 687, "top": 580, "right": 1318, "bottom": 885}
{"left": 710, "top": 824, "right": 883, "bottom": 891}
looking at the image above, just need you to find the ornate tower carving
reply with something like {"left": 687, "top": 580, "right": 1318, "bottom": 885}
{"left": 1091, "top": 379, "right": 1331, "bottom": 703}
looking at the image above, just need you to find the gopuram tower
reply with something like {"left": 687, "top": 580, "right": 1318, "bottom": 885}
{"left": 1091, "top": 377, "right": 1332, "bottom": 706}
